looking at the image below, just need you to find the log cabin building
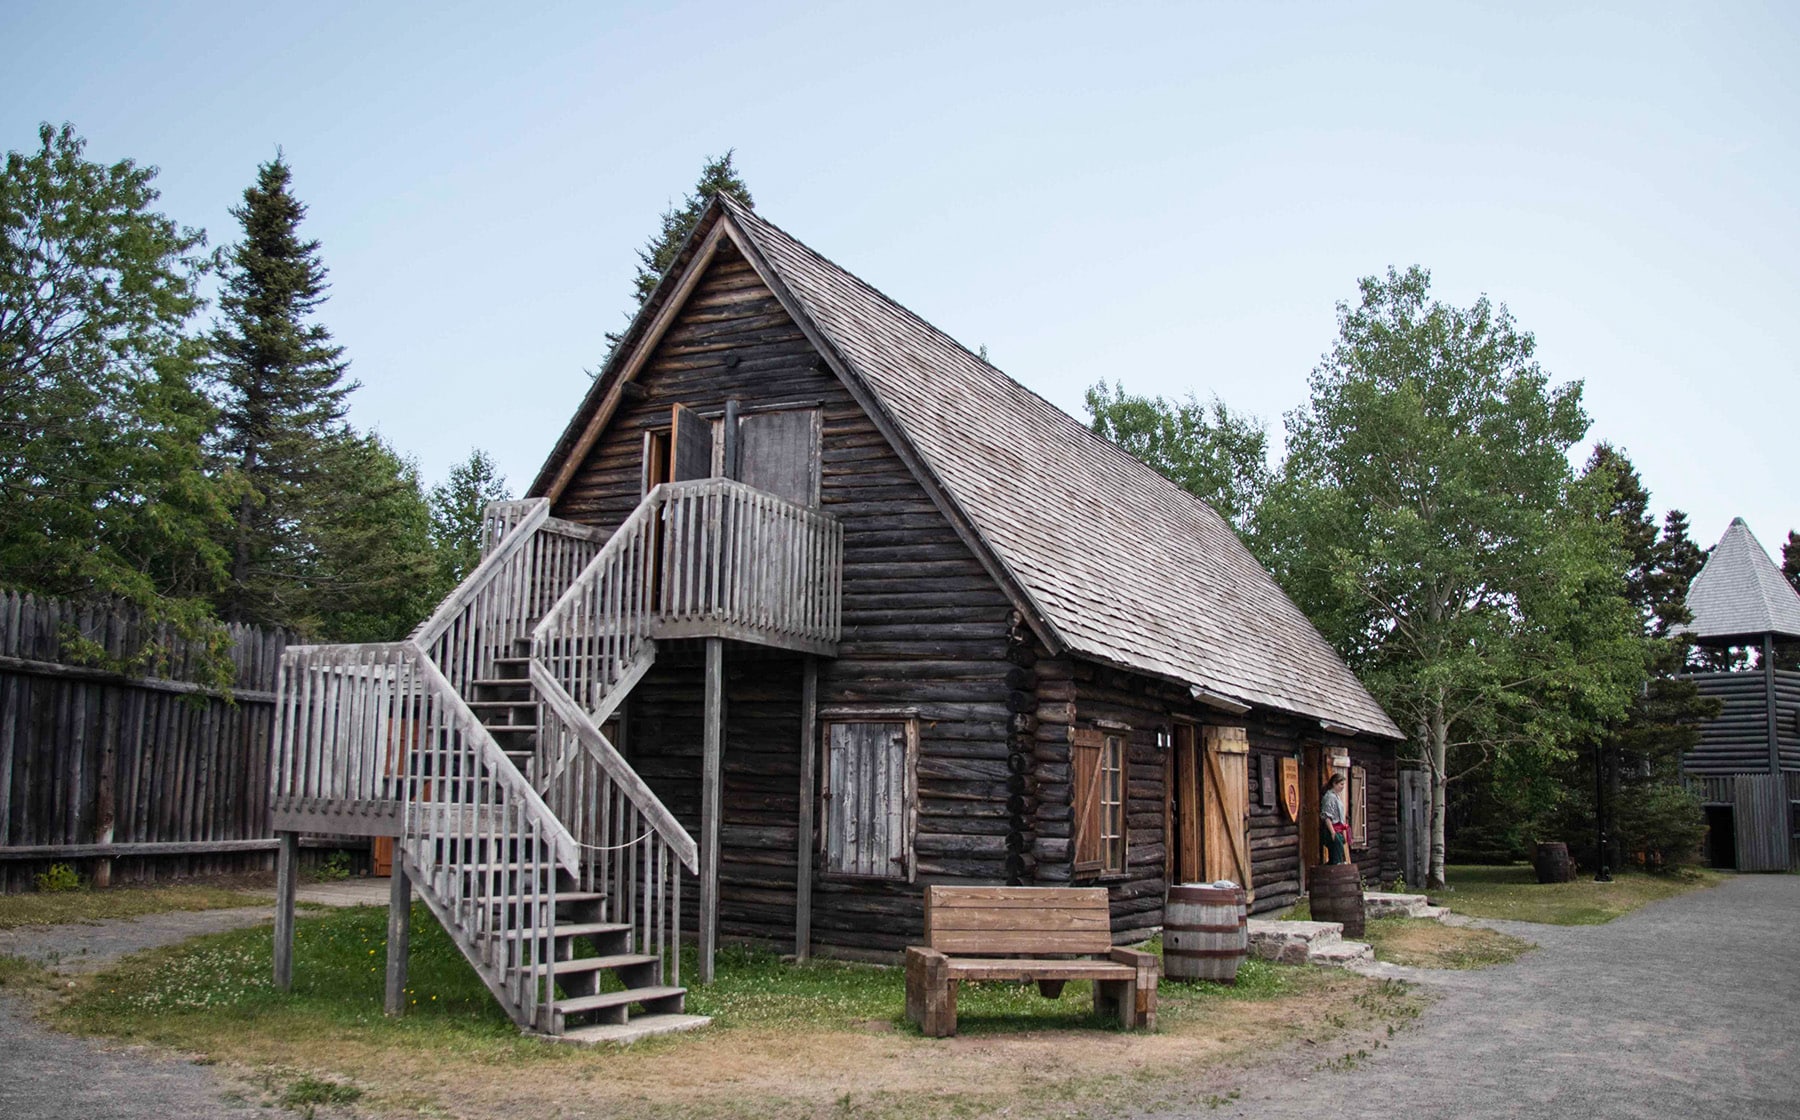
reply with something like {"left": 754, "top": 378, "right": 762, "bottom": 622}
{"left": 1677, "top": 518, "right": 1800, "bottom": 872}
{"left": 269, "top": 196, "right": 1401, "bottom": 1039}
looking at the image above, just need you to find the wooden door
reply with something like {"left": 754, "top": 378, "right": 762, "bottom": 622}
{"left": 671, "top": 403, "right": 714, "bottom": 482}
{"left": 737, "top": 408, "right": 820, "bottom": 506}
{"left": 1299, "top": 743, "right": 1322, "bottom": 888}
{"left": 822, "top": 720, "right": 916, "bottom": 881}
{"left": 1168, "top": 723, "right": 1202, "bottom": 885}
{"left": 1200, "top": 726, "right": 1253, "bottom": 901}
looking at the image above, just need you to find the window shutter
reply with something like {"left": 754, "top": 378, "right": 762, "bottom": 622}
{"left": 1351, "top": 765, "right": 1368, "bottom": 848}
{"left": 823, "top": 721, "right": 914, "bottom": 880}
{"left": 1072, "top": 729, "right": 1104, "bottom": 874}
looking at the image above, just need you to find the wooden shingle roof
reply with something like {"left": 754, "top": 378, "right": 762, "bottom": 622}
{"left": 535, "top": 198, "right": 1402, "bottom": 739}
{"left": 1677, "top": 518, "right": 1800, "bottom": 644}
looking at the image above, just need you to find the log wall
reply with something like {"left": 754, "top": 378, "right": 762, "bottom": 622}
{"left": 0, "top": 591, "right": 287, "bottom": 890}
{"left": 553, "top": 245, "right": 1015, "bottom": 952}
{"left": 550, "top": 242, "right": 1399, "bottom": 951}
{"left": 1683, "top": 669, "right": 1800, "bottom": 775}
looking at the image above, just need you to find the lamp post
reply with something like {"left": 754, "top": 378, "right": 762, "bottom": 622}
{"left": 1593, "top": 738, "right": 1613, "bottom": 883}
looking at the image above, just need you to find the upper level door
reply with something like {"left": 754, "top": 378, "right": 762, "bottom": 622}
{"left": 736, "top": 407, "right": 820, "bottom": 507}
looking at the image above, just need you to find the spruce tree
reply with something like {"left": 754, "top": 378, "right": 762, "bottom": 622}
{"left": 210, "top": 155, "right": 356, "bottom": 628}
{"left": 601, "top": 152, "right": 752, "bottom": 359}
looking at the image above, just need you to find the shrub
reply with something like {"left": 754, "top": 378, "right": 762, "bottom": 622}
{"left": 34, "top": 863, "right": 82, "bottom": 892}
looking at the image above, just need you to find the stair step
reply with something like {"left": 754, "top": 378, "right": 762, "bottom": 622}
{"left": 556, "top": 921, "right": 631, "bottom": 938}
{"left": 548, "top": 1013, "right": 711, "bottom": 1045}
{"left": 486, "top": 891, "right": 605, "bottom": 905}
{"left": 554, "top": 985, "right": 684, "bottom": 1014}
{"left": 469, "top": 699, "right": 536, "bottom": 711}
{"left": 535, "top": 953, "right": 660, "bottom": 977}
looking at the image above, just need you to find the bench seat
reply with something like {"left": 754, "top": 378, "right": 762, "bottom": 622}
{"left": 904, "top": 886, "right": 1157, "bottom": 1038}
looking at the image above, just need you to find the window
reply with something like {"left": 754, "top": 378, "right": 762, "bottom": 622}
{"left": 1073, "top": 728, "right": 1128, "bottom": 876}
{"left": 821, "top": 718, "right": 917, "bottom": 880}
{"left": 1349, "top": 765, "right": 1369, "bottom": 849}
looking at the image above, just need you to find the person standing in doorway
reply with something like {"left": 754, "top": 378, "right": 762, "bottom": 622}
{"left": 1321, "top": 772, "right": 1349, "bottom": 865}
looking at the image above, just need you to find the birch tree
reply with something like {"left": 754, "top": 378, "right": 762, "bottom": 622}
{"left": 1256, "top": 266, "right": 1642, "bottom": 887}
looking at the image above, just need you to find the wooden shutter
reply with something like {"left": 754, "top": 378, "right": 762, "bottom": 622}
{"left": 1350, "top": 765, "right": 1368, "bottom": 848}
{"left": 1201, "top": 726, "right": 1254, "bottom": 902}
{"left": 1072, "top": 728, "right": 1104, "bottom": 874}
{"left": 824, "top": 721, "right": 915, "bottom": 880}
{"left": 737, "top": 408, "right": 820, "bottom": 507}
{"left": 671, "top": 402, "right": 714, "bottom": 482}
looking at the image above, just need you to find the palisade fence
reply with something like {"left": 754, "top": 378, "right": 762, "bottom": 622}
{"left": 0, "top": 590, "right": 290, "bottom": 891}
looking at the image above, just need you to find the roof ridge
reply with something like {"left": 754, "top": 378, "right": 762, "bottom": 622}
{"left": 726, "top": 204, "right": 1247, "bottom": 532}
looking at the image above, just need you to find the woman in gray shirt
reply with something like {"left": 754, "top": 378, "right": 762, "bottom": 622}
{"left": 1321, "top": 772, "right": 1349, "bottom": 865}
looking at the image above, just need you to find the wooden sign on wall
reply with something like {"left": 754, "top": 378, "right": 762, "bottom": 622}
{"left": 1280, "top": 757, "right": 1301, "bottom": 822}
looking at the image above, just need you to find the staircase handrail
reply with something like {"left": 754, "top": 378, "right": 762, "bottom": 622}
{"left": 531, "top": 492, "right": 696, "bottom": 871}
{"left": 411, "top": 498, "right": 551, "bottom": 651}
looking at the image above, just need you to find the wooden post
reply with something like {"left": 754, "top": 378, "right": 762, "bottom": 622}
{"left": 700, "top": 637, "right": 724, "bottom": 983}
{"left": 384, "top": 861, "right": 412, "bottom": 1016}
{"left": 273, "top": 830, "right": 298, "bottom": 991}
{"left": 794, "top": 657, "right": 818, "bottom": 960}
{"left": 1765, "top": 633, "right": 1782, "bottom": 777}
{"left": 93, "top": 686, "right": 118, "bottom": 889}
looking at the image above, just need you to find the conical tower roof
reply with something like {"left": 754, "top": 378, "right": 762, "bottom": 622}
{"left": 1677, "top": 518, "right": 1800, "bottom": 645}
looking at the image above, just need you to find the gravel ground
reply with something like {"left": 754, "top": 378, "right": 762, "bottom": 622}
{"left": 1, "top": 875, "right": 1793, "bottom": 1119}
{"left": 1155, "top": 873, "right": 1800, "bottom": 1120}
{"left": 0, "top": 880, "right": 389, "bottom": 1120}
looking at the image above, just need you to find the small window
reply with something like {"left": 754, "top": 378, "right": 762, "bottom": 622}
{"left": 822, "top": 718, "right": 917, "bottom": 880}
{"left": 1349, "top": 765, "right": 1369, "bottom": 849}
{"left": 1073, "top": 728, "right": 1128, "bottom": 876}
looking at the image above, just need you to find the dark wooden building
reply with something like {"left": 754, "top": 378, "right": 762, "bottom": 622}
{"left": 1676, "top": 518, "right": 1800, "bottom": 872}
{"left": 271, "top": 197, "right": 1401, "bottom": 1038}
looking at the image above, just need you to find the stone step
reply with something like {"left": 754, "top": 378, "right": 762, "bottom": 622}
{"left": 549, "top": 1013, "right": 712, "bottom": 1046}
{"left": 1308, "top": 940, "right": 1374, "bottom": 965}
{"left": 1363, "top": 891, "right": 1432, "bottom": 919}
{"left": 1247, "top": 918, "right": 1343, "bottom": 964}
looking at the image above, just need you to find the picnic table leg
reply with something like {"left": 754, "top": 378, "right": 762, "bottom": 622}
{"left": 1036, "top": 979, "right": 1067, "bottom": 999}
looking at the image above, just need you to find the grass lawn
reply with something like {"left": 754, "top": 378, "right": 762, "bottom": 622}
{"left": 0, "top": 882, "right": 270, "bottom": 930}
{"left": 1433, "top": 864, "right": 1724, "bottom": 925}
{"left": 36, "top": 905, "right": 1426, "bottom": 1120}
{"left": 1360, "top": 917, "right": 1532, "bottom": 969}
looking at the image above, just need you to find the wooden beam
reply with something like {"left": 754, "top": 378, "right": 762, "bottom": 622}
{"left": 540, "top": 221, "right": 730, "bottom": 504}
{"left": 794, "top": 656, "right": 818, "bottom": 960}
{"left": 273, "top": 831, "right": 298, "bottom": 992}
{"left": 700, "top": 637, "right": 724, "bottom": 983}
{"left": 0, "top": 838, "right": 284, "bottom": 860}
{"left": 0, "top": 653, "right": 277, "bottom": 703}
{"left": 384, "top": 864, "right": 412, "bottom": 1016}
{"left": 1766, "top": 634, "right": 1782, "bottom": 776}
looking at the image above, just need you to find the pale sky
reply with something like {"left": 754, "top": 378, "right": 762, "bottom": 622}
{"left": 7, "top": 1, "right": 1796, "bottom": 552}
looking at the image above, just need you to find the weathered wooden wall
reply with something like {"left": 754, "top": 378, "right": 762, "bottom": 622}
{"left": 0, "top": 592, "right": 287, "bottom": 890}
{"left": 1683, "top": 669, "right": 1800, "bottom": 774}
{"left": 551, "top": 241, "right": 1400, "bottom": 952}
{"left": 553, "top": 244, "right": 1015, "bottom": 953}
{"left": 1025, "top": 646, "right": 1397, "bottom": 927}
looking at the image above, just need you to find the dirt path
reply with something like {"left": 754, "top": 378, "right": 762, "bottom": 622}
{"left": 0, "top": 879, "right": 390, "bottom": 1120}
{"left": 1153, "top": 874, "right": 1800, "bottom": 1120}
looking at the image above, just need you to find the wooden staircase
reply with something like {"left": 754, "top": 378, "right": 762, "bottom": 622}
{"left": 273, "top": 483, "right": 839, "bottom": 1041}
{"left": 465, "top": 639, "right": 700, "bottom": 1040}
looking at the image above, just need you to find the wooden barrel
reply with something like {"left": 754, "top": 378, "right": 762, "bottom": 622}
{"left": 1163, "top": 883, "right": 1248, "bottom": 983}
{"left": 1309, "top": 864, "right": 1365, "bottom": 938}
{"left": 1534, "top": 841, "right": 1575, "bottom": 884}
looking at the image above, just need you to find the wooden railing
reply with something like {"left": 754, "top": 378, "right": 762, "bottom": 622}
{"left": 271, "top": 640, "right": 576, "bottom": 1029}
{"left": 654, "top": 478, "right": 843, "bottom": 649}
{"left": 412, "top": 498, "right": 606, "bottom": 697}
{"left": 531, "top": 494, "right": 693, "bottom": 985}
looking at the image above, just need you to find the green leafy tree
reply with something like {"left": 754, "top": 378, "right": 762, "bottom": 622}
{"left": 602, "top": 151, "right": 752, "bottom": 358}
{"left": 0, "top": 123, "right": 231, "bottom": 675}
{"left": 1084, "top": 381, "right": 1270, "bottom": 530}
{"left": 428, "top": 448, "right": 510, "bottom": 590}
{"left": 1257, "top": 266, "right": 1643, "bottom": 887}
{"left": 297, "top": 432, "right": 436, "bottom": 642}
{"left": 209, "top": 154, "right": 356, "bottom": 630}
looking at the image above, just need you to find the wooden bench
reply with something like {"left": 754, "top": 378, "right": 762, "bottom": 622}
{"left": 904, "top": 885, "right": 1157, "bottom": 1037}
